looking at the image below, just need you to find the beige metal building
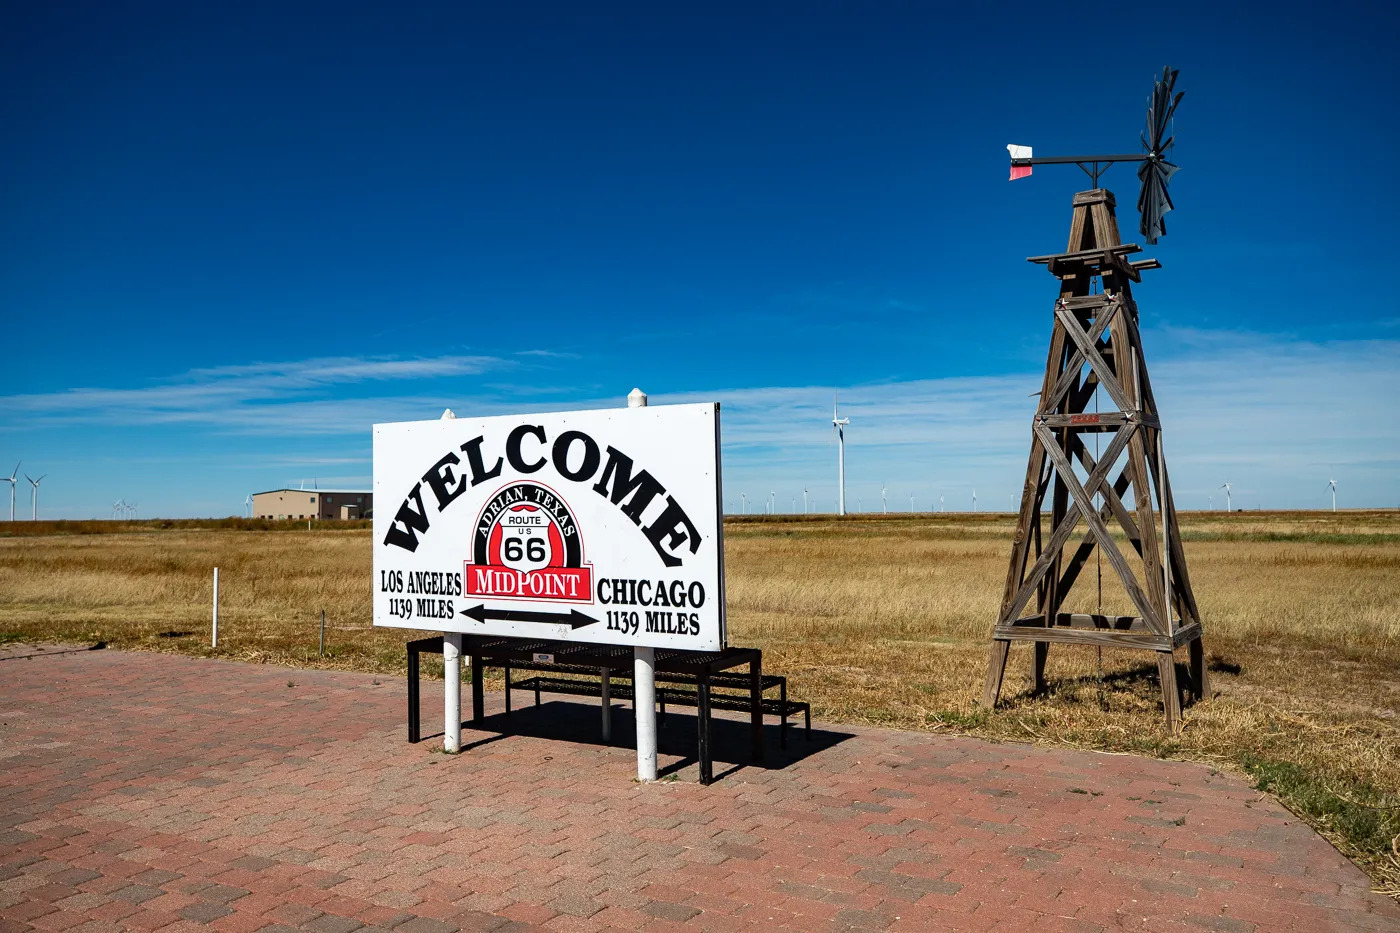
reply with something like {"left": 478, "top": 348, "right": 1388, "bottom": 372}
{"left": 252, "top": 488, "right": 372, "bottom": 520}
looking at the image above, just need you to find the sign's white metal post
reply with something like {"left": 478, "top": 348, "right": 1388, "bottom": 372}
{"left": 439, "top": 406, "right": 463, "bottom": 754}
{"left": 628, "top": 387, "right": 659, "bottom": 781}
{"left": 211, "top": 567, "right": 219, "bottom": 647}
{"left": 634, "top": 648, "right": 656, "bottom": 779}
{"left": 443, "top": 632, "right": 463, "bottom": 753}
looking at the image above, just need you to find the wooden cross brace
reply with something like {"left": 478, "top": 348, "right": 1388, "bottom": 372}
{"left": 1041, "top": 296, "right": 1122, "bottom": 414}
{"left": 997, "top": 423, "right": 1137, "bottom": 629}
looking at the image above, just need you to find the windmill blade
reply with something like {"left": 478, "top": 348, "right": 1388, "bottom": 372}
{"left": 1137, "top": 156, "right": 1177, "bottom": 244}
{"left": 1137, "top": 67, "right": 1183, "bottom": 245}
{"left": 1141, "top": 67, "right": 1182, "bottom": 153}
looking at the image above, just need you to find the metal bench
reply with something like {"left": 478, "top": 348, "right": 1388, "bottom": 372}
{"left": 406, "top": 635, "right": 810, "bottom": 784}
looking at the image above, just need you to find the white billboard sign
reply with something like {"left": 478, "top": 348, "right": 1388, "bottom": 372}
{"left": 372, "top": 403, "right": 726, "bottom": 651}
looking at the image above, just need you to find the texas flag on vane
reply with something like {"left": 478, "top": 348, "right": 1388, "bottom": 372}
{"left": 1007, "top": 144, "right": 1033, "bottom": 180}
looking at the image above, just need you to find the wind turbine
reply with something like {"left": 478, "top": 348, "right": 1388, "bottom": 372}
{"left": 112, "top": 499, "right": 124, "bottom": 520}
{"left": 881, "top": 484, "right": 887, "bottom": 514}
{"left": 129, "top": 501, "right": 138, "bottom": 520}
{"left": 1220, "top": 483, "right": 1232, "bottom": 512}
{"left": 973, "top": 488, "right": 978, "bottom": 512}
{"left": 25, "top": 474, "right": 45, "bottom": 521}
{"left": 769, "top": 491, "right": 776, "bottom": 515}
{"left": 740, "top": 492, "right": 748, "bottom": 514}
{"left": 832, "top": 394, "right": 850, "bottom": 516}
{"left": 2, "top": 463, "right": 18, "bottom": 522}
{"left": 909, "top": 493, "right": 914, "bottom": 512}
{"left": 1328, "top": 478, "right": 1337, "bottom": 512}
{"left": 940, "top": 494, "right": 945, "bottom": 513}
{"left": 245, "top": 494, "right": 253, "bottom": 518}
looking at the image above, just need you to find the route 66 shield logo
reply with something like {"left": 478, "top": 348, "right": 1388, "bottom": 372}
{"left": 466, "top": 481, "right": 592, "bottom": 602}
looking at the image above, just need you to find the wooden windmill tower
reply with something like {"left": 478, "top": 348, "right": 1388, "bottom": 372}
{"left": 984, "top": 69, "right": 1205, "bottom": 730}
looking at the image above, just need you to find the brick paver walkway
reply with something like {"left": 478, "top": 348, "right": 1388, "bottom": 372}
{"left": 2, "top": 647, "right": 1396, "bottom": 932}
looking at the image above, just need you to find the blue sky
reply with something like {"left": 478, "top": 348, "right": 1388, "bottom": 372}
{"left": 3, "top": 1, "right": 1397, "bottom": 517}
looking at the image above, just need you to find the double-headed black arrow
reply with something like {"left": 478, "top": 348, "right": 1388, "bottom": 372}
{"left": 462, "top": 604, "right": 598, "bottom": 629}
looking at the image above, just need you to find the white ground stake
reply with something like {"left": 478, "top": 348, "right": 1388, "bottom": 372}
{"left": 212, "top": 567, "right": 219, "bottom": 647}
{"left": 628, "top": 387, "right": 658, "bottom": 781}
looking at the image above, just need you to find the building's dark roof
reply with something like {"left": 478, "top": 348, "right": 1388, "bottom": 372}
{"left": 252, "top": 488, "right": 371, "bottom": 497}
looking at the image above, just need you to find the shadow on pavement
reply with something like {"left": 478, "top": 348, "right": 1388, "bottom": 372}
{"left": 442, "top": 696, "right": 853, "bottom": 779}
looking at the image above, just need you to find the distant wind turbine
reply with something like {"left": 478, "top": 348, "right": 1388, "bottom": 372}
{"left": 740, "top": 492, "right": 748, "bottom": 514}
{"left": 2, "top": 463, "right": 18, "bottom": 522}
{"left": 113, "top": 499, "right": 124, "bottom": 520}
{"left": 832, "top": 393, "right": 850, "bottom": 516}
{"left": 245, "top": 494, "right": 253, "bottom": 518}
{"left": 1328, "top": 478, "right": 1337, "bottom": 512}
{"left": 909, "top": 493, "right": 914, "bottom": 512}
{"left": 973, "top": 488, "right": 978, "bottom": 512}
{"left": 1220, "top": 482, "right": 1232, "bottom": 512}
{"left": 25, "top": 474, "right": 45, "bottom": 521}
{"left": 940, "top": 494, "right": 944, "bottom": 513}
{"left": 881, "top": 484, "right": 887, "bottom": 514}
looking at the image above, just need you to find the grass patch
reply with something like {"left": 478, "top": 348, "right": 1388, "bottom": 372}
{"left": 1243, "top": 753, "right": 1400, "bottom": 895}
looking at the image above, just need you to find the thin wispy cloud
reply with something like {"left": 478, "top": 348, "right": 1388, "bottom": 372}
{"left": 1, "top": 354, "right": 511, "bottom": 427}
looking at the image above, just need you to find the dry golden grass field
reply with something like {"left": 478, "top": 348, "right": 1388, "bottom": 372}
{"left": 2, "top": 511, "right": 1397, "bottom": 894}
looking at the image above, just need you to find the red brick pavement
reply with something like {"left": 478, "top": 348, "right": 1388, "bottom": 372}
{"left": 1, "top": 646, "right": 1396, "bottom": 932}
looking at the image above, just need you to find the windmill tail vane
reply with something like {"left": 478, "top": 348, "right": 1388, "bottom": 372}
{"left": 1007, "top": 145, "right": 1034, "bottom": 180}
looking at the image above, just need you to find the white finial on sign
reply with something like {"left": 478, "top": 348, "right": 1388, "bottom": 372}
{"left": 441, "top": 408, "right": 456, "bottom": 420}
{"left": 628, "top": 388, "right": 648, "bottom": 409}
